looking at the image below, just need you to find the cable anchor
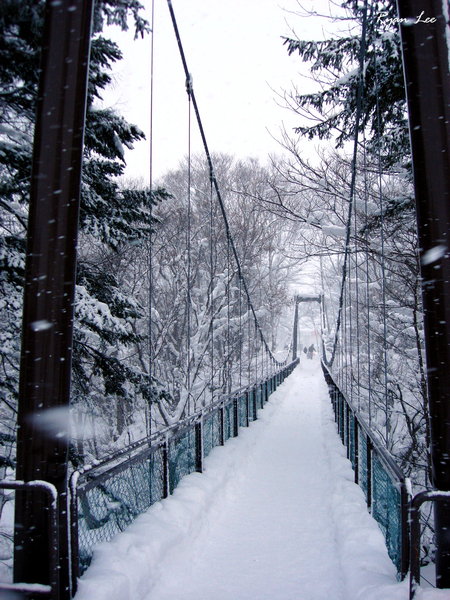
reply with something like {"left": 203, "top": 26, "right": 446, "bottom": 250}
{"left": 186, "top": 73, "right": 193, "bottom": 96}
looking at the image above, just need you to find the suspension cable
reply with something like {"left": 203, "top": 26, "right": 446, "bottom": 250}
{"left": 363, "top": 129, "right": 373, "bottom": 428}
{"left": 166, "top": 0, "right": 290, "bottom": 367}
{"left": 147, "top": 0, "right": 156, "bottom": 437}
{"left": 324, "top": 0, "right": 369, "bottom": 368}
{"left": 374, "top": 41, "right": 390, "bottom": 446}
{"left": 186, "top": 73, "right": 192, "bottom": 416}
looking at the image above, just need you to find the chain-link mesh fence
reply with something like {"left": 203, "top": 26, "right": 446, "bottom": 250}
{"left": 224, "top": 401, "right": 233, "bottom": 441}
{"left": 359, "top": 430, "right": 369, "bottom": 503}
{"left": 248, "top": 390, "right": 256, "bottom": 423}
{"left": 321, "top": 362, "right": 409, "bottom": 578}
{"left": 349, "top": 411, "right": 356, "bottom": 470}
{"left": 72, "top": 360, "right": 299, "bottom": 580}
{"left": 203, "top": 408, "right": 221, "bottom": 459}
{"left": 238, "top": 395, "right": 247, "bottom": 428}
{"left": 372, "top": 453, "right": 403, "bottom": 572}
{"left": 76, "top": 444, "right": 165, "bottom": 572}
{"left": 169, "top": 427, "right": 196, "bottom": 493}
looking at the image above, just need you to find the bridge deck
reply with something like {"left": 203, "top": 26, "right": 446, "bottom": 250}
{"left": 74, "top": 361, "right": 415, "bottom": 600}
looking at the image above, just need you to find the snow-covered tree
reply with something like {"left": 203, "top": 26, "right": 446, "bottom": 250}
{"left": 117, "top": 155, "right": 300, "bottom": 428}
{"left": 278, "top": 0, "right": 433, "bottom": 558}
{"left": 283, "top": 0, "right": 410, "bottom": 170}
{"left": 0, "top": 1, "right": 169, "bottom": 470}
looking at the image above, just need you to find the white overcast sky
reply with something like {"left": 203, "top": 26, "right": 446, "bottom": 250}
{"left": 103, "top": 0, "right": 333, "bottom": 183}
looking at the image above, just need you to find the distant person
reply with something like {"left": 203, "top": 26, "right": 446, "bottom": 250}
{"left": 303, "top": 346, "right": 308, "bottom": 355}
{"left": 307, "top": 344, "right": 315, "bottom": 359}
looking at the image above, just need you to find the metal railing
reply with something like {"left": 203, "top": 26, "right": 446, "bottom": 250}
{"left": 409, "top": 490, "right": 450, "bottom": 599}
{"left": 69, "top": 360, "right": 298, "bottom": 593}
{"left": 322, "top": 362, "right": 410, "bottom": 579}
{"left": 0, "top": 481, "right": 58, "bottom": 599}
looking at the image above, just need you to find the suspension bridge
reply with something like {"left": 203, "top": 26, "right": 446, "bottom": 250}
{"left": 1, "top": 1, "right": 449, "bottom": 600}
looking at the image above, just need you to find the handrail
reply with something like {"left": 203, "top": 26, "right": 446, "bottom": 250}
{"left": 69, "top": 360, "right": 299, "bottom": 593}
{"left": 321, "top": 361, "right": 410, "bottom": 578}
{"left": 75, "top": 362, "right": 299, "bottom": 481}
{"left": 0, "top": 481, "right": 58, "bottom": 599}
{"left": 322, "top": 362, "right": 406, "bottom": 483}
{"left": 321, "top": 362, "right": 406, "bottom": 484}
{"left": 409, "top": 490, "right": 450, "bottom": 599}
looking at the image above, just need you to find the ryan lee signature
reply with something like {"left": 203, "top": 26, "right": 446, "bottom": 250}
{"left": 378, "top": 11, "right": 437, "bottom": 27}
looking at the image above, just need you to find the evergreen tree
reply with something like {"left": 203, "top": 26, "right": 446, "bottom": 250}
{"left": 281, "top": 3, "right": 434, "bottom": 552}
{"left": 0, "top": 1, "right": 168, "bottom": 470}
{"left": 283, "top": 0, "right": 409, "bottom": 170}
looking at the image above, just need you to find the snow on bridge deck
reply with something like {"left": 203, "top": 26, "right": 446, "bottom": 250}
{"left": 74, "top": 361, "right": 441, "bottom": 600}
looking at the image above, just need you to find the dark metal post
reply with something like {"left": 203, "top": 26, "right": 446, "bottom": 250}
{"left": 233, "top": 398, "right": 239, "bottom": 437}
{"left": 345, "top": 403, "right": 350, "bottom": 458}
{"left": 367, "top": 437, "right": 372, "bottom": 510}
{"left": 292, "top": 296, "right": 299, "bottom": 360}
{"left": 219, "top": 406, "right": 225, "bottom": 445}
{"left": 68, "top": 472, "right": 81, "bottom": 595}
{"left": 162, "top": 439, "right": 170, "bottom": 498}
{"left": 0, "top": 482, "right": 58, "bottom": 600}
{"left": 195, "top": 420, "right": 203, "bottom": 472}
{"left": 14, "top": 1, "right": 93, "bottom": 598}
{"left": 400, "top": 481, "right": 411, "bottom": 581}
{"left": 396, "top": 0, "right": 450, "bottom": 587}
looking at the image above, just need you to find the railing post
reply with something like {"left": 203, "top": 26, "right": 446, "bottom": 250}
{"left": 345, "top": 403, "right": 350, "bottom": 459}
{"left": 162, "top": 438, "right": 170, "bottom": 499}
{"left": 400, "top": 481, "right": 411, "bottom": 581}
{"left": 0, "top": 482, "right": 59, "bottom": 600}
{"left": 245, "top": 391, "right": 250, "bottom": 427}
{"left": 354, "top": 417, "right": 359, "bottom": 485}
{"left": 367, "top": 436, "right": 373, "bottom": 510}
{"left": 253, "top": 388, "right": 258, "bottom": 420}
{"left": 219, "top": 406, "right": 225, "bottom": 445}
{"left": 195, "top": 419, "right": 203, "bottom": 473}
{"left": 339, "top": 395, "right": 345, "bottom": 442}
{"left": 233, "top": 398, "right": 239, "bottom": 437}
{"left": 69, "top": 472, "right": 80, "bottom": 596}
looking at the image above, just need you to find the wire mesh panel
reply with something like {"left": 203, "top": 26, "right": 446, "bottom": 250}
{"left": 73, "top": 362, "right": 299, "bottom": 581}
{"left": 359, "top": 431, "right": 369, "bottom": 503}
{"left": 349, "top": 410, "right": 356, "bottom": 469}
{"left": 321, "top": 362, "right": 408, "bottom": 578}
{"left": 339, "top": 395, "right": 345, "bottom": 443}
{"left": 238, "top": 395, "right": 247, "bottom": 428}
{"left": 257, "top": 385, "right": 264, "bottom": 409}
{"left": 372, "top": 454, "right": 403, "bottom": 572}
{"left": 169, "top": 427, "right": 196, "bottom": 494}
{"left": 203, "top": 413, "right": 213, "bottom": 458}
{"left": 203, "top": 408, "right": 221, "bottom": 459}
{"left": 224, "top": 401, "right": 233, "bottom": 441}
{"left": 247, "top": 390, "right": 255, "bottom": 422}
{"left": 77, "top": 444, "right": 164, "bottom": 573}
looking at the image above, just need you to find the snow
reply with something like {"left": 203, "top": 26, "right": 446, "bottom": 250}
{"left": 322, "top": 225, "right": 347, "bottom": 238}
{"left": 30, "top": 406, "right": 70, "bottom": 440}
{"left": 421, "top": 245, "right": 447, "bottom": 265}
{"left": 29, "top": 319, "right": 53, "bottom": 332}
{"left": 74, "top": 362, "right": 444, "bottom": 600}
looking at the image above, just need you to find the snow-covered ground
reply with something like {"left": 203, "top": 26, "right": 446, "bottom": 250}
{"left": 74, "top": 360, "right": 445, "bottom": 600}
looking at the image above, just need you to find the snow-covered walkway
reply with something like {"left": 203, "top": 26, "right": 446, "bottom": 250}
{"left": 75, "top": 361, "right": 442, "bottom": 600}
